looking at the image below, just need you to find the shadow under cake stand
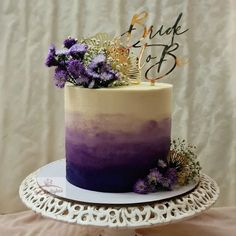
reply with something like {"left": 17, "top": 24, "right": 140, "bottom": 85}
{"left": 19, "top": 159, "right": 219, "bottom": 236}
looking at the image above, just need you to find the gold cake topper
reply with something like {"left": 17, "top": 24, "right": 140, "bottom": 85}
{"left": 121, "top": 11, "right": 189, "bottom": 86}
{"left": 79, "top": 10, "right": 188, "bottom": 86}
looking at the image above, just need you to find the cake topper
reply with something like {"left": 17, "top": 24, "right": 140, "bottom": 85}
{"left": 45, "top": 11, "right": 188, "bottom": 88}
{"left": 121, "top": 11, "right": 189, "bottom": 85}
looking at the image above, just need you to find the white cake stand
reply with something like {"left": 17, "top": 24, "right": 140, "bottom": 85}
{"left": 19, "top": 161, "right": 219, "bottom": 236}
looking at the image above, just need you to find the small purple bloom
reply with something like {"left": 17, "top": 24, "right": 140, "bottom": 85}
{"left": 165, "top": 168, "right": 177, "bottom": 184}
{"left": 76, "top": 76, "right": 90, "bottom": 87}
{"left": 86, "top": 68, "right": 101, "bottom": 79}
{"left": 160, "top": 177, "right": 172, "bottom": 189}
{"left": 69, "top": 43, "right": 88, "bottom": 58}
{"left": 67, "top": 59, "right": 90, "bottom": 86}
{"left": 63, "top": 37, "right": 77, "bottom": 49}
{"left": 56, "top": 48, "right": 69, "bottom": 56}
{"left": 48, "top": 44, "right": 56, "bottom": 54}
{"left": 54, "top": 66, "right": 68, "bottom": 88}
{"left": 147, "top": 168, "right": 163, "bottom": 185}
{"left": 102, "top": 70, "right": 119, "bottom": 82}
{"left": 87, "top": 54, "right": 119, "bottom": 86}
{"left": 45, "top": 44, "right": 58, "bottom": 67}
{"left": 67, "top": 59, "right": 86, "bottom": 78}
{"left": 88, "top": 54, "right": 106, "bottom": 69}
{"left": 160, "top": 168, "right": 177, "bottom": 190}
{"left": 87, "top": 55, "right": 106, "bottom": 79}
{"left": 133, "top": 179, "right": 149, "bottom": 194}
{"left": 101, "top": 71, "right": 114, "bottom": 81}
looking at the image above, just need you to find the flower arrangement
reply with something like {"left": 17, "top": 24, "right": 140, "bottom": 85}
{"left": 133, "top": 139, "right": 201, "bottom": 194}
{"left": 45, "top": 33, "right": 139, "bottom": 89}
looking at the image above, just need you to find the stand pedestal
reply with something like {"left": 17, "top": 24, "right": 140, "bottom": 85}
{"left": 19, "top": 166, "right": 219, "bottom": 236}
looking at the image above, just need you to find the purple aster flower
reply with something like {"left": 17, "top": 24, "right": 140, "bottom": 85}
{"left": 69, "top": 43, "right": 88, "bottom": 59}
{"left": 87, "top": 54, "right": 119, "bottom": 87}
{"left": 54, "top": 66, "right": 68, "bottom": 88}
{"left": 67, "top": 59, "right": 86, "bottom": 78}
{"left": 101, "top": 71, "right": 114, "bottom": 81}
{"left": 160, "top": 177, "right": 172, "bottom": 189}
{"left": 133, "top": 179, "right": 149, "bottom": 194}
{"left": 67, "top": 59, "right": 90, "bottom": 86}
{"left": 86, "top": 68, "right": 101, "bottom": 79}
{"left": 101, "top": 70, "right": 119, "bottom": 82}
{"left": 147, "top": 168, "right": 163, "bottom": 185}
{"left": 100, "top": 70, "right": 119, "bottom": 87}
{"left": 86, "top": 54, "right": 107, "bottom": 80}
{"left": 159, "top": 168, "right": 177, "bottom": 190}
{"left": 45, "top": 44, "right": 58, "bottom": 67}
{"left": 76, "top": 76, "right": 90, "bottom": 87}
{"left": 165, "top": 168, "right": 177, "bottom": 184}
{"left": 158, "top": 160, "right": 167, "bottom": 168}
{"left": 63, "top": 37, "right": 77, "bottom": 49}
{"left": 56, "top": 48, "right": 69, "bottom": 56}
{"left": 88, "top": 54, "right": 106, "bottom": 69}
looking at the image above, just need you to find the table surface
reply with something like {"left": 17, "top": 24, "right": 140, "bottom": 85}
{"left": 0, "top": 208, "right": 235, "bottom": 236}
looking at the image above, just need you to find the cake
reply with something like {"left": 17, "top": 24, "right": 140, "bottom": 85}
{"left": 45, "top": 12, "right": 201, "bottom": 194}
{"left": 65, "top": 82, "right": 172, "bottom": 192}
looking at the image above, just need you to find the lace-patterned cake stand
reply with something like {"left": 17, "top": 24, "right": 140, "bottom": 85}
{"left": 19, "top": 166, "right": 219, "bottom": 236}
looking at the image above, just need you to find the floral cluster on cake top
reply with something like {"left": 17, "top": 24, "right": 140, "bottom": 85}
{"left": 45, "top": 11, "right": 189, "bottom": 89}
{"left": 45, "top": 33, "right": 138, "bottom": 88}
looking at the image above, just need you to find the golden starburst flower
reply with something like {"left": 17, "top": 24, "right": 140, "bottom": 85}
{"left": 167, "top": 149, "right": 190, "bottom": 185}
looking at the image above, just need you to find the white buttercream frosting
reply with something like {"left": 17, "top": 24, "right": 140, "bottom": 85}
{"left": 65, "top": 82, "right": 172, "bottom": 121}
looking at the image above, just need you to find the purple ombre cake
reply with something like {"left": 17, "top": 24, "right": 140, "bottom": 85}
{"left": 65, "top": 82, "right": 172, "bottom": 192}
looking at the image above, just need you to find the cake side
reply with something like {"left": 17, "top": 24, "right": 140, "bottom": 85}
{"left": 65, "top": 82, "right": 172, "bottom": 192}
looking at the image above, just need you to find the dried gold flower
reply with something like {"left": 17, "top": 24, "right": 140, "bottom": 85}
{"left": 167, "top": 138, "right": 201, "bottom": 185}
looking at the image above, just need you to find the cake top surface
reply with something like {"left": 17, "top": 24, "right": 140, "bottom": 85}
{"left": 66, "top": 81, "right": 172, "bottom": 91}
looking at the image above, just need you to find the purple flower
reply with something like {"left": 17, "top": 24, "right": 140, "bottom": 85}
{"left": 67, "top": 60, "right": 85, "bottom": 78}
{"left": 160, "top": 177, "right": 172, "bottom": 189}
{"left": 133, "top": 179, "right": 149, "bottom": 194}
{"left": 86, "top": 68, "right": 101, "bottom": 79}
{"left": 88, "top": 54, "right": 106, "bottom": 69}
{"left": 67, "top": 59, "right": 90, "bottom": 86}
{"left": 45, "top": 44, "right": 58, "bottom": 67}
{"left": 63, "top": 37, "right": 77, "bottom": 49}
{"left": 69, "top": 43, "right": 88, "bottom": 58}
{"left": 76, "top": 76, "right": 90, "bottom": 87}
{"left": 101, "top": 70, "right": 119, "bottom": 82}
{"left": 165, "top": 168, "right": 177, "bottom": 184}
{"left": 87, "top": 54, "right": 119, "bottom": 87}
{"left": 159, "top": 168, "right": 177, "bottom": 190}
{"left": 101, "top": 71, "right": 115, "bottom": 81}
{"left": 56, "top": 48, "right": 69, "bottom": 56}
{"left": 147, "top": 168, "right": 163, "bottom": 185}
{"left": 54, "top": 66, "right": 68, "bottom": 88}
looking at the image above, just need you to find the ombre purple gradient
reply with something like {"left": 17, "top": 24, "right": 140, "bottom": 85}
{"left": 65, "top": 114, "right": 171, "bottom": 192}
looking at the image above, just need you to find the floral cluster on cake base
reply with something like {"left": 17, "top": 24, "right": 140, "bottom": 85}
{"left": 133, "top": 139, "right": 201, "bottom": 194}
{"left": 45, "top": 33, "right": 137, "bottom": 89}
